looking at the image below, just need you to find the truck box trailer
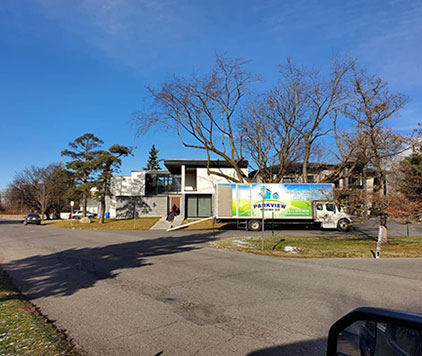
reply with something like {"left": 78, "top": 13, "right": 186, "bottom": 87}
{"left": 216, "top": 183, "right": 352, "bottom": 231}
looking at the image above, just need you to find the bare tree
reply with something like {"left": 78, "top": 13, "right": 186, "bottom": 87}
{"left": 135, "top": 56, "right": 255, "bottom": 183}
{"left": 344, "top": 65, "right": 408, "bottom": 232}
{"left": 9, "top": 164, "right": 60, "bottom": 218}
{"left": 298, "top": 60, "right": 353, "bottom": 183}
{"left": 275, "top": 59, "right": 353, "bottom": 182}
{"left": 239, "top": 101, "right": 274, "bottom": 182}
{"left": 240, "top": 88, "right": 303, "bottom": 182}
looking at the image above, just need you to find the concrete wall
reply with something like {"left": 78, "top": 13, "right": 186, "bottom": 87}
{"left": 114, "top": 196, "right": 167, "bottom": 218}
{"left": 86, "top": 198, "right": 100, "bottom": 214}
{"left": 196, "top": 168, "right": 248, "bottom": 194}
{"left": 106, "top": 195, "right": 116, "bottom": 218}
{"left": 111, "top": 171, "right": 145, "bottom": 197}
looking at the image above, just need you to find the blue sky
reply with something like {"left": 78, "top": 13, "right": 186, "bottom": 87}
{"left": 1, "top": 0, "right": 421, "bottom": 190}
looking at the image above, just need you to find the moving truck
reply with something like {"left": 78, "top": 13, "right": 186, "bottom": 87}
{"left": 216, "top": 183, "right": 352, "bottom": 231}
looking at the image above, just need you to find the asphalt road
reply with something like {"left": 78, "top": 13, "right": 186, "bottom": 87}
{"left": 1, "top": 219, "right": 422, "bottom": 355}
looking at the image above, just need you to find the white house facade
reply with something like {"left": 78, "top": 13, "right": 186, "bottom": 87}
{"left": 106, "top": 159, "right": 248, "bottom": 219}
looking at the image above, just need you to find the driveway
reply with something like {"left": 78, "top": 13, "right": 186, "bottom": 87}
{"left": 1, "top": 219, "right": 422, "bottom": 355}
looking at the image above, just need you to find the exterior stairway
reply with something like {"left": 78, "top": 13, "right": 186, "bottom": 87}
{"left": 150, "top": 215, "right": 184, "bottom": 230}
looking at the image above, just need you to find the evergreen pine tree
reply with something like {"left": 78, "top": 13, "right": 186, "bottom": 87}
{"left": 145, "top": 145, "right": 161, "bottom": 170}
{"left": 398, "top": 148, "right": 422, "bottom": 202}
{"left": 61, "top": 133, "right": 103, "bottom": 217}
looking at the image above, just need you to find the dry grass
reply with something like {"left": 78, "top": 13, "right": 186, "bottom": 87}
{"left": 180, "top": 218, "right": 230, "bottom": 230}
{"left": 43, "top": 217, "right": 160, "bottom": 231}
{"left": 0, "top": 214, "right": 25, "bottom": 219}
{"left": 210, "top": 234, "right": 422, "bottom": 258}
{"left": 0, "top": 269, "right": 77, "bottom": 355}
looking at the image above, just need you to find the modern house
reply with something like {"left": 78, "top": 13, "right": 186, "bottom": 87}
{"left": 107, "top": 159, "right": 248, "bottom": 219}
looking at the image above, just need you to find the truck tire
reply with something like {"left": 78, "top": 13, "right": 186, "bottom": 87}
{"left": 248, "top": 219, "right": 262, "bottom": 231}
{"left": 337, "top": 219, "right": 350, "bottom": 232}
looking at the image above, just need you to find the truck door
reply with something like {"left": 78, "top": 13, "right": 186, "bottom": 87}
{"left": 314, "top": 202, "right": 337, "bottom": 229}
{"left": 314, "top": 203, "right": 325, "bottom": 221}
{"left": 324, "top": 203, "right": 337, "bottom": 228}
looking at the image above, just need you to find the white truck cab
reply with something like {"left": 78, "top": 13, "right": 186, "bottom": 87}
{"left": 312, "top": 200, "right": 352, "bottom": 231}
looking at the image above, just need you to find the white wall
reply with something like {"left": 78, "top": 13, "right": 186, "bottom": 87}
{"left": 196, "top": 168, "right": 248, "bottom": 193}
{"left": 110, "top": 171, "right": 145, "bottom": 196}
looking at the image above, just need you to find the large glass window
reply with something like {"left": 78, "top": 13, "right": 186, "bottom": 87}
{"left": 145, "top": 173, "right": 181, "bottom": 195}
{"left": 186, "top": 195, "right": 212, "bottom": 218}
{"left": 170, "top": 175, "right": 181, "bottom": 192}
{"left": 187, "top": 195, "right": 198, "bottom": 217}
{"left": 198, "top": 196, "right": 212, "bottom": 216}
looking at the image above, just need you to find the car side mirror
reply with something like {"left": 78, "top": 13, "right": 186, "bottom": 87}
{"left": 327, "top": 307, "right": 422, "bottom": 356}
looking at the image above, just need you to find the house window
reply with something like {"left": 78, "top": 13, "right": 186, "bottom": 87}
{"left": 145, "top": 173, "right": 181, "bottom": 195}
{"left": 283, "top": 177, "right": 295, "bottom": 183}
{"left": 186, "top": 194, "right": 212, "bottom": 218}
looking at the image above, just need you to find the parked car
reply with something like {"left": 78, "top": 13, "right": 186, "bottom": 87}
{"left": 24, "top": 213, "right": 41, "bottom": 225}
{"left": 71, "top": 210, "right": 97, "bottom": 219}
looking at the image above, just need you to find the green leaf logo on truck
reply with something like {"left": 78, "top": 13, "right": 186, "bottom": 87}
{"left": 253, "top": 188, "right": 287, "bottom": 212}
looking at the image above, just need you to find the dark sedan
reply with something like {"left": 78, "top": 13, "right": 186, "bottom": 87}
{"left": 24, "top": 213, "right": 41, "bottom": 225}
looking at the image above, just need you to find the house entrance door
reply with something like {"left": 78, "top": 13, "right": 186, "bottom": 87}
{"left": 168, "top": 196, "right": 181, "bottom": 214}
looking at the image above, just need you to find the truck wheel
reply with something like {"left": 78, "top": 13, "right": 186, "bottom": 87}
{"left": 337, "top": 219, "right": 350, "bottom": 232}
{"left": 248, "top": 219, "right": 262, "bottom": 231}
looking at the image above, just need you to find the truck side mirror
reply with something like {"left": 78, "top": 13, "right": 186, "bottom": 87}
{"left": 327, "top": 307, "right": 422, "bottom": 356}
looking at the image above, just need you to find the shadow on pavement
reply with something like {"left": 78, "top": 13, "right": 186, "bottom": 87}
{"left": 3, "top": 231, "right": 221, "bottom": 299}
{"left": 247, "top": 337, "right": 326, "bottom": 356}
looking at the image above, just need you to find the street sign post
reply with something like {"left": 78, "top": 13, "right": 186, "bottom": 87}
{"left": 259, "top": 186, "right": 266, "bottom": 250}
{"left": 70, "top": 201, "right": 74, "bottom": 228}
{"left": 133, "top": 197, "right": 137, "bottom": 230}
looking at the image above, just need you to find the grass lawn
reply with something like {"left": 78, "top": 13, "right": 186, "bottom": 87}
{"left": 180, "top": 218, "right": 229, "bottom": 230}
{"left": 43, "top": 217, "right": 160, "bottom": 230}
{"left": 0, "top": 269, "right": 77, "bottom": 355}
{"left": 210, "top": 234, "right": 422, "bottom": 258}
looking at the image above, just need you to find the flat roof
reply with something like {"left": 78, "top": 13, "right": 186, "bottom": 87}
{"left": 164, "top": 159, "right": 248, "bottom": 174}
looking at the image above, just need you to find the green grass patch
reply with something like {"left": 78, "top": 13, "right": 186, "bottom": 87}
{"left": 44, "top": 217, "right": 160, "bottom": 230}
{"left": 0, "top": 269, "right": 77, "bottom": 355}
{"left": 210, "top": 234, "right": 422, "bottom": 258}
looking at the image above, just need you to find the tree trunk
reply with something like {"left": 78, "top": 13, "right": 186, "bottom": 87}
{"left": 302, "top": 145, "right": 311, "bottom": 183}
{"left": 98, "top": 181, "right": 107, "bottom": 224}
{"left": 363, "top": 165, "right": 368, "bottom": 216}
{"left": 82, "top": 192, "right": 88, "bottom": 218}
{"left": 98, "top": 199, "right": 105, "bottom": 224}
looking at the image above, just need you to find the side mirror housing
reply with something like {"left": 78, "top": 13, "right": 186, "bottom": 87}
{"left": 327, "top": 307, "right": 422, "bottom": 356}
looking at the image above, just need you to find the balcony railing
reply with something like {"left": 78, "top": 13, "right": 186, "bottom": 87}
{"left": 145, "top": 173, "right": 181, "bottom": 195}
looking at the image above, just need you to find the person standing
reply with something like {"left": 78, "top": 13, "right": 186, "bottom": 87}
{"left": 166, "top": 208, "right": 176, "bottom": 228}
